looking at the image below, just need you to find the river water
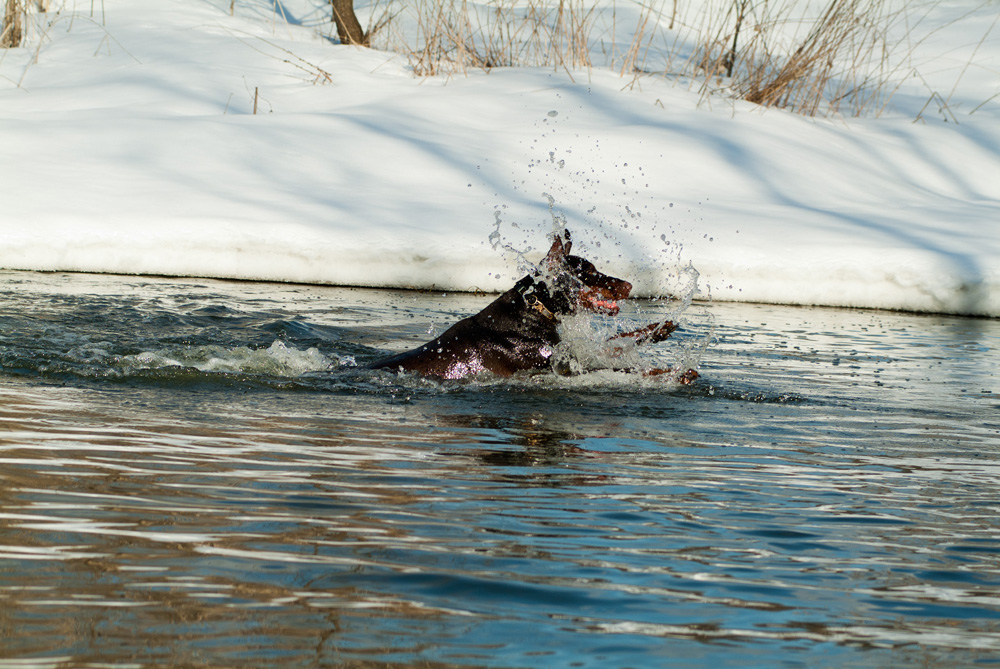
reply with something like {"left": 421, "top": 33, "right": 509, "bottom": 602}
{"left": 1, "top": 270, "right": 998, "bottom": 668}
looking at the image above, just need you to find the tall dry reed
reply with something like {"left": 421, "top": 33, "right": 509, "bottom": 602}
{"left": 683, "top": 0, "right": 909, "bottom": 116}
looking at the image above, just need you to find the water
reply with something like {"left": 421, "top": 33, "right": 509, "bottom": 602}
{"left": 1, "top": 270, "right": 999, "bottom": 668}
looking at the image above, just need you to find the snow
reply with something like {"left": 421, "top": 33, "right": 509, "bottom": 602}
{"left": 1, "top": 0, "right": 998, "bottom": 316}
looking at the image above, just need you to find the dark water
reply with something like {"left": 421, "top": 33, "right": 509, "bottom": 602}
{"left": 1, "top": 270, "right": 999, "bottom": 668}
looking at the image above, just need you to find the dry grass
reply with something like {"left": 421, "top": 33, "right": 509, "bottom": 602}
{"left": 682, "top": 0, "right": 911, "bottom": 116}
{"left": 367, "top": 0, "right": 956, "bottom": 118}
{"left": 615, "top": 1, "right": 664, "bottom": 77}
{"left": 372, "top": 0, "right": 639, "bottom": 76}
{"left": 6, "top": 0, "right": 989, "bottom": 120}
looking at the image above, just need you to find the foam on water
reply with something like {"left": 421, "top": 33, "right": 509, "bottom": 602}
{"left": 117, "top": 340, "right": 346, "bottom": 377}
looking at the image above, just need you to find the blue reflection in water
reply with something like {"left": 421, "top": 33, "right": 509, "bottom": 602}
{"left": 0, "top": 271, "right": 998, "bottom": 668}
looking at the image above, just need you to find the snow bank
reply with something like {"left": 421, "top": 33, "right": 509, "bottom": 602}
{"left": 1, "top": 0, "right": 998, "bottom": 316}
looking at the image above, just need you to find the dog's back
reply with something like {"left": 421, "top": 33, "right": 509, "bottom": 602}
{"left": 369, "top": 277, "right": 561, "bottom": 378}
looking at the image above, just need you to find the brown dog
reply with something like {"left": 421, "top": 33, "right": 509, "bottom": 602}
{"left": 369, "top": 230, "right": 697, "bottom": 382}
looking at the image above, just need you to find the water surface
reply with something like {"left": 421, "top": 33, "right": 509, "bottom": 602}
{"left": 1, "top": 270, "right": 998, "bottom": 668}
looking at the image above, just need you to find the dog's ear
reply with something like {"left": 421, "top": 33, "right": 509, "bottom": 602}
{"left": 544, "top": 229, "right": 572, "bottom": 266}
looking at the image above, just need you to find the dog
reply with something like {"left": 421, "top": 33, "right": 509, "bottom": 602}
{"left": 369, "top": 229, "right": 698, "bottom": 383}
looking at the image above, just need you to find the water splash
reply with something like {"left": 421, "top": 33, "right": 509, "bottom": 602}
{"left": 491, "top": 192, "right": 712, "bottom": 383}
{"left": 553, "top": 263, "right": 712, "bottom": 383}
{"left": 489, "top": 196, "right": 568, "bottom": 277}
{"left": 116, "top": 340, "right": 344, "bottom": 377}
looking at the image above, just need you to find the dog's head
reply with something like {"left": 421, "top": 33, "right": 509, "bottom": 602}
{"left": 529, "top": 229, "right": 632, "bottom": 316}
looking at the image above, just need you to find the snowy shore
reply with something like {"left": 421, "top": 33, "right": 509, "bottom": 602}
{"left": 1, "top": 0, "right": 998, "bottom": 315}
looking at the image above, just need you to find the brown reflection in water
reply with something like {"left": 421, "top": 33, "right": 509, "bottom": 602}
{"left": 0, "top": 385, "right": 471, "bottom": 664}
{"left": 0, "top": 554, "right": 457, "bottom": 667}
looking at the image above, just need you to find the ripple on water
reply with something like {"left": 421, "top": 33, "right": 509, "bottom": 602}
{"left": 0, "top": 271, "right": 999, "bottom": 667}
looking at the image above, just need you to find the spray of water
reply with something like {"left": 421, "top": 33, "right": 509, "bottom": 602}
{"left": 491, "top": 193, "right": 711, "bottom": 384}
{"left": 484, "top": 108, "right": 718, "bottom": 383}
